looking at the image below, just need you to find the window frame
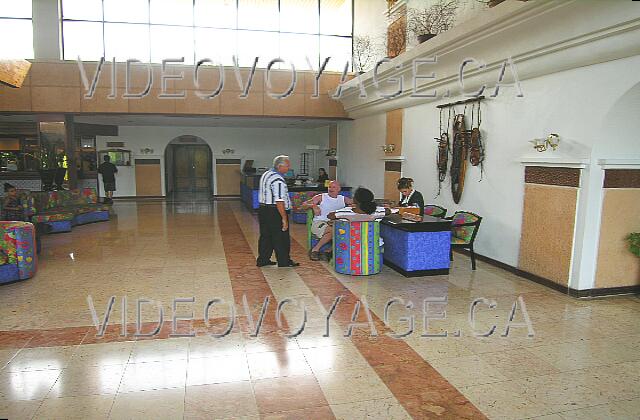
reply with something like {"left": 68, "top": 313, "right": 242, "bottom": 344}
{"left": 60, "top": 0, "right": 354, "bottom": 70}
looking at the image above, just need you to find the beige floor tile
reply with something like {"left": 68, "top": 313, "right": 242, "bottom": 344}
{"left": 302, "top": 344, "right": 369, "bottom": 374}
{"left": 0, "top": 348, "right": 20, "bottom": 369}
{"left": 330, "top": 397, "right": 412, "bottom": 420}
{"left": 0, "top": 399, "right": 42, "bottom": 419}
{"left": 429, "top": 354, "right": 509, "bottom": 388}
{"left": 0, "top": 369, "right": 61, "bottom": 401}
{"left": 476, "top": 348, "right": 561, "bottom": 379}
{"left": 69, "top": 341, "right": 134, "bottom": 367}
{"left": 315, "top": 367, "right": 393, "bottom": 405}
{"left": 35, "top": 394, "right": 114, "bottom": 419}
{"left": 188, "top": 334, "right": 244, "bottom": 358}
{"left": 526, "top": 338, "right": 639, "bottom": 371}
{"left": 184, "top": 381, "right": 259, "bottom": 419}
{"left": 5, "top": 346, "right": 76, "bottom": 372}
{"left": 186, "top": 354, "right": 250, "bottom": 386}
{"left": 404, "top": 336, "right": 476, "bottom": 362}
{"left": 246, "top": 349, "right": 312, "bottom": 380}
{"left": 461, "top": 380, "right": 556, "bottom": 419}
{"left": 128, "top": 338, "right": 190, "bottom": 363}
{"left": 2, "top": 200, "right": 639, "bottom": 420}
{"left": 118, "top": 359, "right": 187, "bottom": 393}
{"left": 48, "top": 364, "right": 125, "bottom": 397}
{"left": 110, "top": 388, "right": 185, "bottom": 419}
{"left": 556, "top": 398, "right": 640, "bottom": 419}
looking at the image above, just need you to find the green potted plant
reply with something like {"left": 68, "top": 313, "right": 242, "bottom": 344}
{"left": 627, "top": 232, "right": 640, "bottom": 258}
{"left": 407, "top": 0, "right": 459, "bottom": 44}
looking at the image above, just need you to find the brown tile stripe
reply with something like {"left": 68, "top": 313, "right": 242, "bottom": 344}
{"left": 287, "top": 239, "right": 487, "bottom": 419}
{"left": 525, "top": 166, "right": 580, "bottom": 187}
{"left": 603, "top": 169, "right": 640, "bottom": 188}
{"left": 216, "top": 203, "right": 335, "bottom": 417}
{"left": 0, "top": 320, "right": 241, "bottom": 349}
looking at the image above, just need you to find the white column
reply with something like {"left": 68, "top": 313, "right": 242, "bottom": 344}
{"left": 569, "top": 162, "right": 604, "bottom": 291}
{"left": 32, "top": 0, "right": 61, "bottom": 60}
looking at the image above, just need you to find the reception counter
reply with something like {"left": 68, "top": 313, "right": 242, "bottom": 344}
{"left": 380, "top": 214, "right": 452, "bottom": 277}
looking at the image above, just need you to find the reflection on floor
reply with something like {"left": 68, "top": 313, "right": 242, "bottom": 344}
{"left": 0, "top": 200, "right": 638, "bottom": 419}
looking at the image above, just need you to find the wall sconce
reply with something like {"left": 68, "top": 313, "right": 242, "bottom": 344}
{"left": 222, "top": 148, "right": 235, "bottom": 154}
{"left": 139, "top": 147, "right": 154, "bottom": 154}
{"left": 529, "top": 134, "right": 560, "bottom": 152}
{"left": 381, "top": 144, "right": 396, "bottom": 154}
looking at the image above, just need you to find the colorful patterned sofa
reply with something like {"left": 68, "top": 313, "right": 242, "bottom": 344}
{"left": 333, "top": 219, "right": 383, "bottom": 276}
{"left": 31, "top": 188, "right": 110, "bottom": 233}
{"left": 0, "top": 221, "right": 36, "bottom": 284}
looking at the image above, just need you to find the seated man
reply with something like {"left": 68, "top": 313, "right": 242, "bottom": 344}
{"left": 302, "top": 181, "right": 352, "bottom": 261}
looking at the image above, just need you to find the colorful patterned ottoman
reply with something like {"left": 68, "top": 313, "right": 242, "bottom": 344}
{"left": 333, "top": 219, "right": 383, "bottom": 276}
{"left": 0, "top": 221, "right": 37, "bottom": 284}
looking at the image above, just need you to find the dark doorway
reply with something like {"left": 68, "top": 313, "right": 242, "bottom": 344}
{"left": 166, "top": 141, "right": 213, "bottom": 195}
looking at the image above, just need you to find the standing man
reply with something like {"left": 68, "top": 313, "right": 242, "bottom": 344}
{"left": 98, "top": 155, "right": 118, "bottom": 204}
{"left": 256, "top": 155, "right": 300, "bottom": 268}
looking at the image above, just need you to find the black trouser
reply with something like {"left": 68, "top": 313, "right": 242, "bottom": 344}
{"left": 257, "top": 205, "right": 291, "bottom": 266}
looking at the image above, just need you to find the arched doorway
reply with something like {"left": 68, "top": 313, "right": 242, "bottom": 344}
{"left": 165, "top": 136, "right": 213, "bottom": 196}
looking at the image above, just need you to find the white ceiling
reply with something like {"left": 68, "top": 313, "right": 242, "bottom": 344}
{"left": 0, "top": 113, "right": 349, "bottom": 129}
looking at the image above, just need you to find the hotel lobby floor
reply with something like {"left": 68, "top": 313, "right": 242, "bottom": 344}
{"left": 0, "top": 200, "right": 638, "bottom": 419}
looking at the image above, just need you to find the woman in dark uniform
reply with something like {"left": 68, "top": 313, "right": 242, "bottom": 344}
{"left": 397, "top": 177, "right": 424, "bottom": 214}
{"left": 317, "top": 168, "right": 329, "bottom": 184}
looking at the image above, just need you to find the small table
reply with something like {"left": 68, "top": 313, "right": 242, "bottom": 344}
{"left": 380, "top": 214, "right": 452, "bottom": 277}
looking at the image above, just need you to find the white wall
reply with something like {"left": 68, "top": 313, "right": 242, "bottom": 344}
{"left": 354, "top": 0, "right": 387, "bottom": 38}
{"left": 97, "top": 125, "right": 330, "bottom": 197}
{"left": 338, "top": 54, "right": 640, "bottom": 267}
{"left": 337, "top": 113, "right": 386, "bottom": 197}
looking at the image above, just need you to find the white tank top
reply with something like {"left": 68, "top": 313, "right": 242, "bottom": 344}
{"left": 316, "top": 193, "right": 346, "bottom": 221}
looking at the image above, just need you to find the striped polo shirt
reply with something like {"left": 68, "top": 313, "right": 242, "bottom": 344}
{"left": 259, "top": 169, "right": 292, "bottom": 210}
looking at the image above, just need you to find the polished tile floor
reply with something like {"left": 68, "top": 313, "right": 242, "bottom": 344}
{"left": 0, "top": 200, "right": 638, "bottom": 419}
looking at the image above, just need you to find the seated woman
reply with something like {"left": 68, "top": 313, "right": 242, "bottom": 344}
{"left": 2, "top": 183, "right": 24, "bottom": 221}
{"left": 328, "top": 187, "right": 391, "bottom": 222}
{"left": 397, "top": 177, "right": 424, "bottom": 214}
{"left": 317, "top": 167, "right": 329, "bottom": 185}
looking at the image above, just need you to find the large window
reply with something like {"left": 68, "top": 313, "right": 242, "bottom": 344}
{"left": 0, "top": 0, "right": 33, "bottom": 59}
{"left": 61, "top": 0, "right": 353, "bottom": 71}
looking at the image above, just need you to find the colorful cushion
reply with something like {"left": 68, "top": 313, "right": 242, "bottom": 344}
{"left": 80, "top": 188, "right": 98, "bottom": 204}
{"left": 424, "top": 205, "right": 446, "bottom": 218}
{"left": 451, "top": 212, "right": 480, "bottom": 244}
{"left": 32, "top": 212, "right": 75, "bottom": 223}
